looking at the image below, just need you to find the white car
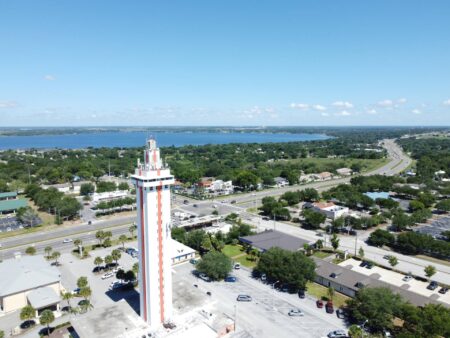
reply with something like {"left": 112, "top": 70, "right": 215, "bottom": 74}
{"left": 62, "top": 238, "right": 73, "bottom": 243}
{"left": 109, "top": 281, "right": 122, "bottom": 290}
{"left": 327, "top": 330, "right": 347, "bottom": 338}
{"left": 402, "top": 275, "right": 413, "bottom": 282}
{"left": 288, "top": 309, "right": 304, "bottom": 317}
{"left": 112, "top": 266, "right": 123, "bottom": 273}
{"left": 101, "top": 272, "right": 114, "bottom": 280}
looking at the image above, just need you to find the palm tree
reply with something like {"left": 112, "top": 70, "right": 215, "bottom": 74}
{"left": 94, "top": 256, "right": 104, "bottom": 272}
{"left": 111, "top": 249, "right": 121, "bottom": 265}
{"left": 358, "top": 247, "right": 364, "bottom": 259}
{"left": 331, "top": 234, "right": 340, "bottom": 252}
{"left": 61, "top": 291, "right": 73, "bottom": 310}
{"left": 44, "top": 246, "right": 52, "bottom": 259}
{"left": 119, "top": 234, "right": 128, "bottom": 249}
{"left": 39, "top": 309, "right": 55, "bottom": 336}
{"left": 25, "top": 246, "right": 36, "bottom": 255}
{"left": 20, "top": 305, "right": 35, "bottom": 323}
{"left": 132, "top": 262, "right": 139, "bottom": 275}
{"left": 104, "top": 255, "right": 113, "bottom": 270}
{"left": 129, "top": 224, "right": 137, "bottom": 238}
{"left": 77, "top": 276, "right": 89, "bottom": 289}
{"left": 388, "top": 256, "right": 398, "bottom": 268}
{"left": 51, "top": 251, "right": 61, "bottom": 266}
{"left": 327, "top": 287, "right": 335, "bottom": 302}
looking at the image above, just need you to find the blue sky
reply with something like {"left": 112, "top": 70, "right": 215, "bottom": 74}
{"left": 1, "top": 1, "right": 450, "bottom": 126}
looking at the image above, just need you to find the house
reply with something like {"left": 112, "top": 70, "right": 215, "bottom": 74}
{"left": 305, "top": 201, "right": 349, "bottom": 220}
{"left": 299, "top": 173, "right": 321, "bottom": 183}
{"left": 42, "top": 181, "right": 92, "bottom": 195}
{"left": 0, "top": 192, "right": 27, "bottom": 215}
{"left": 273, "top": 177, "right": 289, "bottom": 188}
{"left": 171, "top": 240, "right": 196, "bottom": 264}
{"left": 0, "top": 255, "right": 62, "bottom": 314}
{"left": 336, "top": 168, "right": 353, "bottom": 176}
{"left": 239, "top": 230, "right": 313, "bottom": 252}
{"left": 197, "top": 177, "right": 214, "bottom": 189}
{"left": 92, "top": 190, "right": 128, "bottom": 203}
{"left": 206, "top": 180, "right": 234, "bottom": 195}
{"left": 318, "top": 172, "right": 333, "bottom": 181}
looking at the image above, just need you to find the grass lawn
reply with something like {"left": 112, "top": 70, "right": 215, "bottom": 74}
{"left": 312, "top": 251, "right": 333, "bottom": 259}
{"left": 286, "top": 157, "right": 390, "bottom": 174}
{"left": 305, "top": 282, "right": 350, "bottom": 308}
{"left": 234, "top": 255, "right": 258, "bottom": 268}
{"left": 222, "top": 244, "right": 244, "bottom": 258}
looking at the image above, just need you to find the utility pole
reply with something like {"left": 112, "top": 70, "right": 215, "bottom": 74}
{"left": 354, "top": 232, "right": 358, "bottom": 256}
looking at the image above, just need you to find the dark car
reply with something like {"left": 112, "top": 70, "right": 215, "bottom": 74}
{"left": 359, "top": 261, "right": 368, "bottom": 267}
{"left": 183, "top": 200, "right": 189, "bottom": 204}
{"left": 336, "top": 308, "right": 346, "bottom": 319}
{"left": 365, "top": 262, "right": 374, "bottom": 269}
{"left": 193, "top": 204, "right": 198, "bottom": 207}
{"left": 225, "top": 276, "right": 237, "bottom": 283}
{"left": 316, "top": 300, "right": 324, "bottom": 308}
{"left": 439, "top": 287, "right": 449, "bottom": 294}
{"left": 92, "top": 266, "right": 105, "bottom": 273}
{"left": 20, "top": 320, "right": 36, "bottom": 329}
{"left": 427, "top": 281, "right": 439, "bottom": 290}
{"left": 298, "top": 289, "right": 306, "bottom": 299}
{"left": 230, "top": 200, "right": 237, "bottom": 204}
{"left": 325, "top": 301, "right": 334, "bottom": 314}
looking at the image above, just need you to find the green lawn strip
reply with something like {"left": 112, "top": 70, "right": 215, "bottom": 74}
{"left": 305, "top": 282, "right": 350, "bottom": 308}
{"left": 234, "top": 254, "right": 258, "bottom": 268}
{"left": 312, "top": 251, "right": 332, "bottom": 259}
{"left": 222, "top": 244, "right": 244, "bottom": 258}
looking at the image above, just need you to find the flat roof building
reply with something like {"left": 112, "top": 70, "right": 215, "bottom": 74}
{"left": 0, "top": 255, "right": 62, "bottom": 314}
{"left": 240, "top": 230, "right": 312, "bottom": 252}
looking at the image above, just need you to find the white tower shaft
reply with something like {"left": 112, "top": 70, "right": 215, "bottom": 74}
{"left": 131, "top": 139, "right": 174, "bottom": 327}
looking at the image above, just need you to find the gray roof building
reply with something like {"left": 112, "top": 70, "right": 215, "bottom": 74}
{"left": 27, "top": 286, "right": 60, "bottom": 309}
{"left": 240, "top": 230, "right": 312, "bottom": 252}
{"left": 313, "top": 258, "right": 447, "bottom": 308}
{"left": 0, "top": 256, "right": 60, "bottom": 297}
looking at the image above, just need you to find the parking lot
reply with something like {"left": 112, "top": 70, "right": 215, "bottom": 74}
{"left": 175, "top": 263, "right": 346, "bottom": 338}
{"left": 340, "top": 258, "right": 450, "bottom": 305}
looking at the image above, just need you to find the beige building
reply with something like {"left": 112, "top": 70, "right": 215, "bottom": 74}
{"left": 0, "top": 256, "right": 62, "bottom": 315}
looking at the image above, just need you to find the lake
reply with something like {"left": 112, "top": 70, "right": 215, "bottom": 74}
{"left": 0, "top": 131, "right": 330, "bottom": 150}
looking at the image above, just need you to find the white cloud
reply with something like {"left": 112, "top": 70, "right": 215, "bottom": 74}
{"left": 332, "top": 101, "right": 353, "bottom": 109}
{"left": 0, "top": 101, "right": 18, "bottom": 108}
{"left": 411, "top": 109, "right": 421, "bottom": 115}
{"left": 312, "top": 104, "right": 326, "bottom": 111}
{"left": 335, "top": 110, "right": 351, "bottom": 116}
{"left": 377, "top": 99, "right": 394, "bottom": 107}
{"left": 44, "top": 74, "right": 56, "bottom": 81}
{"left": 443, "top": 99, "right": 450, "bottom": 106}
{"left": 321, "top": 112, "right": 330, "bottom": 117}
{"left": 366, "top": 109, "right": 377, "bottom": 115}
{"left": 290, "top": 103, "right": 309, "bottom": 110}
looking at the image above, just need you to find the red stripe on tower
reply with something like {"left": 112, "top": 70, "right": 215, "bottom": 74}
{"left": 157, "top": 182, "right": 165, "bottom": 322}
{"left": 139, "top": 186, "right": 147, "bottom": 322}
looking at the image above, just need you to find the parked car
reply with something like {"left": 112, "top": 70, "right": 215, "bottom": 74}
{"left": 234, "top": 263, "right": 241, "bottom": 270}
{"left": 230, "top": 200, "right": 236, "bottom": 204}
{"left": 92, "top": 266, "right": 105, "bottom": 273}
{"left": 237, "top": 295, "right": 252, "bottom": 302}
{"left": 71, "top": 288, "right": 80, "bottom": 295}
{"left": 359, "top": 261, "right": 368, "bottom": 267}
{"left": 199, "top": 273, "right": 211, "bottom": 282}
{"left": 402, "top": 275, "right": 413, "bottom": 282}
{"left": 365, "top": 262, "right": 374, "bottom": 269}
{"left": 336, "top": 308, "right": 346, "bottom": 319}
{"left": 298, "top": 289, "right": 306, "bottom": 299}
{"left": 288, "top": 309, "right": 304, "bottom": 317}
{"left": 316, "top": 300, "right": 324, "bottom": 308}
{"left": 383, "top": 255, "right": 391, "bottom": 260}
{"left": 325, "top": 301, "right": 334, "bottom": 314}
{"left": 225, "top": 276, "right": 237, "bottom": 282}
{"left": 206, "top": 291, "right": 212, "bottom": 296}
{"left": 62, "top": 238, "right": 73, "bottom": 243}
{"left": 327, "top": 330, "right": 347, "bottom": 338}
{"left": 102, "top": 272, "right": 115, "bottom": 280}
{"left": 260, "top": 273, "right": 267, "bottom": 282}
{"left": 183, "top": 200, "right": 189, "bottom": 204}
{"left": 189, "top": 259, "right": 198, "bottom": 265}
{"left": 427, "top": 281, "right": 439, "bottom": 290}
{"left": 439, "top": 287, "right": 449, "bottom": 294}
{"left": 193, "top": 204, "right": 198, "bottom": 207}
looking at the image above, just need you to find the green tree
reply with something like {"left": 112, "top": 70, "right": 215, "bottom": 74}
{"left": 234, "top": 170, "right": 259, "bottom": 190}
{"left": 51, "top": 251, "right": 60, "bottom": 265}
{"left": 424, "top": 265, "right": 436, "bottom": 280}
{"left": 104, "top": 255, "right": 113, "bottom": 269}
{"left": 61, "top": 291, "right": 73, "bottom": 310}
{"left": 436, "top": 199, "right": 450, "bottom": 213}
{"left": 79, "top": 286, "right": 92, "bottom": 302}
{"left": 302, "top": 209, "right": 326, "bottom": 229}
{"left": 315, "top": 239, "right": 324, "bottom": 250}
{"left": 367, "top": 229, "right": 395, "bottom": 247}
{"left": 388, "top": 256, "right": 398, "bottom": 268}
{"left": 196, "top": 251, "right": 233, "bottom": 281}
{"left": 129, "top": 224, "right": 137, "bottom": 238}
{"left": 80, "top": 183, "right": 95, "bottom": 196}
{"left": 118, "top": 234, "right": 128, "bottom": 249}
{"left": 25, "top": 246, "right": 36, "bottom": 255}
{"left": 330, "top": 234, "right": 340, "bottom": 252}
{"left": 256, "top": 247, "right": 316, "bottom": 290}
{"left": 118, "top": 182, "right": 129, "bottom": 191}
{"left": 348, "top": 325, "right": 363, "bottom": 338}
{"left": 77, "top": 276, "right": 89, "bottom": 289}
{"left": 20, "top": 304, "right": 35, "bottom": 322}
{"left": 95, "top": 230, "right": 105, "bottom": 246}
{"left": 40, "top": 309, "right": 55, "bottom": 336}
{"left": 358, "top": 247, "right": 364, "bottom": 259}
{"left": 409, "top": 200, "right": 425, "bottom": 212}
{"left": 346, "top": 287, "right": 404, "bottom": 333}
{"left": 44, "top": 246, "right": 53, "bottom": 259}
{"left": 327, "top": 287, "right": 335, "bottom": 302}
{"left": 171, "top": 227, "right": 186, "bottom": 243}
{"left": 111, "top": 249, "right": 121, "bottom": 265}
{"left": 0, "top": 329, "right": 4, "bottom": 338}
{"left": 132, "top": 262, "right": 139, "bottom": 275}
{"left": 186, "top": 229, "right": 208, "bottom": 252}
{"left": 94, "top": 256, "right": 104, "bottom": 271}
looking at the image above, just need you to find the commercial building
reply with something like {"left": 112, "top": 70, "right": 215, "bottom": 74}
{"left": 314, "top": 258, "right": 447, "bottom": 308}
{"left": 0, "top": 255, "right": 61, "bottom": 314}
{"left": 273, "top": 177, "right": 289, "bottom": 187}
{"left": 0, "top": 191, "right": 27, "bottom": 215}
{"left": 336, "top": 168, "right": 353, "bottom": 176}
{"left": 240, "top": 230, "right": 312, "bottom": 252}
{"left": 206, "top": 180, "right": 234, "bottom": 195}
{"left": 304, "top": 201, "right": 349, "bottom": 220}
{"left": 42, "top": 181, "right": 91, "bottom": 195}
{"left": 91, "top": 190, "right": 128, "bottom": 203}
{"left": 131, "top": 139, "right": 174, "bottom": 327}
{"left": 171, "top": 240, "right": 196, "bottom": 264}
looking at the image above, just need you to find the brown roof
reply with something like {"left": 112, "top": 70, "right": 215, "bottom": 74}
{"left": 313, "top": 202, "right": 336, "bottom": 209}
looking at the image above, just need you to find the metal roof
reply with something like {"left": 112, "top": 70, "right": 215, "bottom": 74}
{"left": 27, "top": 286, "right": 60, "bottom": 309}
{"left": 0, "top": 198, "right": 27, "bottom": 212}
{"left": 240, "top": 230, "right": 311, "bottom": 252}
{"left": 0, "top": 256, "right": 60, "bottom": 297}
{"left": 0, "top": 191, "right": 18, "bottom": 199}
